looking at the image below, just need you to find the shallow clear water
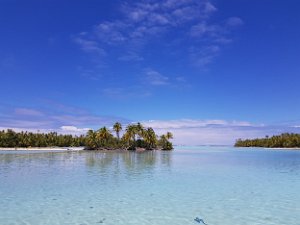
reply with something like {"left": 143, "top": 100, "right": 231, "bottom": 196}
{"left": 0, "top": 147, "right": 299, "bottom": 225}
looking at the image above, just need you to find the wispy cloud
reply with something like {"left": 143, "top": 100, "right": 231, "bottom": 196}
{"left": 142, "top": 68, "right": 191, "bottom": 88}
{"left": 189, "top": 45, "right": 221, "bottom": 67}
{"left": 190, "top": 22, "right": 221, "bottom": 38}
{"left": 73, "top": 0, "right": 243, "bottom": 68}
{"left": 73, "top": 35, "right": 106, "bottom": 55}
{"left": 144, "top": 69, "right": 169, "bottom": 86}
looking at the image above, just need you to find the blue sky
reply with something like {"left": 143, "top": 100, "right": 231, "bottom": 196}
{"left": 1, "top": 0, "right": 300, "bottom": 145}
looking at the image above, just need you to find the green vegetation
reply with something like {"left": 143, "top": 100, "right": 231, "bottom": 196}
{"left": 0, "top": 122, "right": 174, "bottom": 151}
{"left": 0, "top": 129, "right": 85, "bottom": 147}
{"left": 235, "top": 133, "right": 300, "bottom": 148}
{"left": 113, "top": 122, "right": 122, "bottom": 140}
{"left": 158, "top": 132, "right": 174, "bottom": 150}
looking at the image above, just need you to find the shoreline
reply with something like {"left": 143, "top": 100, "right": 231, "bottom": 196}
{"left": 0, "top": 147, "right": 165, "bottom": 152}
{"left": 0, "top": 147, "right": 85, "bottom": 151}
{"left": 235, "top": 147, "right": 300, "bottom": 150}
{"left": 264, "top": 147, "right": 300, "bottom": 150}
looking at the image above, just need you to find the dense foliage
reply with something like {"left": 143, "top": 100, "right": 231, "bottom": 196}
{"left": 0, "top": 122, "right": 174, "bottom": 150}
{"left": 0, "top": 129, "right": 85, "bottom": 147}
{"left": 235, "top": 133, "right": 300, "bottom": 148}
{"left": 86, "top": 122, "right": 173, "bottom": 150}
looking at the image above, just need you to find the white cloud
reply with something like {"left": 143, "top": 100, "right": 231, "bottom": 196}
{"left": 142, "top": 119, "right": 254, "bottom": 129}
{"left": 203, "top": 1, "right": 217, "bottom": 13}
{"left": 141, "top": 119, "right": 270, "bottom": 145}
{"left": 73, "top": 0, "right": 244, "bottom": 72}
{"left": 122, "top": 0, "right": 218, "bottom": 34}
{"left": 60, "top": 126, "right": 91, "bottom": 133}
{"left": 74, "top": 1, "right": 225, "bottom": 56}
{"left": 164, "top": 127, "right": 267, "bottom": 146}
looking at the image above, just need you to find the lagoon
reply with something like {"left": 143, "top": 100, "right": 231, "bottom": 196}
{"left": 0, "top": 147, "right": 299, "bottom": 225}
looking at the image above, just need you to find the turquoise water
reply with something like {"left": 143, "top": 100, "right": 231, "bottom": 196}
{"left": 0, "top": 147, "right": 299, "bottom": 225}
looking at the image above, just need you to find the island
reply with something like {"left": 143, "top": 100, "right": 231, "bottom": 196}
{"left": 0, "top": 122, "right": 174, "bottom": 151}
{"left": 234, "top": 133, "right": 300, "bottom": 148}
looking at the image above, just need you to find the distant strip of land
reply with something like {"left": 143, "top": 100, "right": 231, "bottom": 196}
{"left": 235, "top": 133, "right": 300, "bottom": 148}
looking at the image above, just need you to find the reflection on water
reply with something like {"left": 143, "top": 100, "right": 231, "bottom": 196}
{"left": 0, "top": 150, "right": 173, "bottom": 169}
{"left": 0, "top": 148, "right": 299, "bottom": 225}
{"left": 0, "top": 151, "right": 76, "bottom": 164}
{"left": 85, "top": 150, "right": 172, "bottom": 177}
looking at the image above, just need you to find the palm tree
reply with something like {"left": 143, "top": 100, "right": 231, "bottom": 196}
{"left": 123, "top": 124, "right": 141, "bottom": 149}
{"left": 124, "top": 124, "right": 138, "bottom": 142}
{"left": 160, "top": 134, "right": 167, "bottom": 142}
{"left": 97, "top": 127, "right": 112, "bottom": 146}
{"left": 122, "top": 131, "right": 131, "bottom": 146}
{"left": 136, "top": 122, "right": 144, "bottom": 138}
{"left": 159, "top": 134, "right": 173, "bottom": 150}
{"left": 86, "top": 130, "right": 97, "bottom": 149}
{"left": 113, "top": 122, "right": 122, "bottom": 140}
{"left": 143, "top": 128, "right": 157, "bottom": 149}
{"left": 166, "top": 132, "right": 173, "bottom": 140}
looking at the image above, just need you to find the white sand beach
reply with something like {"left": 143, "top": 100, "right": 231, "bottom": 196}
{"left": 264, "top": 147, "right": 300, "bottom": 150}
{"left": 0, "top": 147, "right": 85, "bottom": 151}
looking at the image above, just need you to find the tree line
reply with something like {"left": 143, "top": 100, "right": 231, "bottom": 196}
{"left": 85, "top": 122, "right": 173, "bottom": 150}
{"left": 0, "top": 129, "right": 85, "bottom": 148}
{"left": 234, "top": 133, "right": 300, "bottom": 148}
{"left": 0, "top": 122, "right": 174, "bottom": 150}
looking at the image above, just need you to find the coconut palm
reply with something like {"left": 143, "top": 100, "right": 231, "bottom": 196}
{"left": 143, "top": 128, "right": 157, "bottom": 149}
{"left": 122, "top": 124, "right": 142, "bottom": 150}
{"left": 166, "top": 132, "right": 173, "bottom": 140}
{"left": 124, "top": 124, "right": 138, "bottom": 142}
{"left": 86, "top": 130, "right": 98, "bottom": 149}
{"left": 160, "top": 134, "right": 167, "bottom": 142}
{"left": 97, "top": 127, "right": 112, "bottom": 146}
{"left": 159, "top": 134, "right": 173, "bottom": 150}
{"left": 136, "top": 122, "right": 144, "bottom": 138}
{"left": 113, "top": 122, "right": 122, "bottom": 140}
